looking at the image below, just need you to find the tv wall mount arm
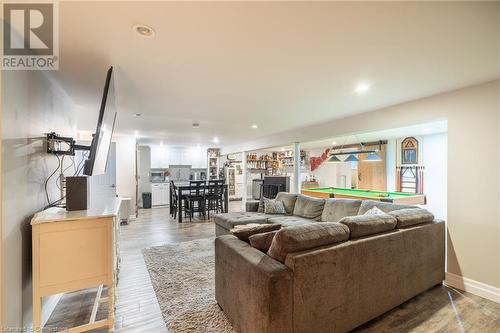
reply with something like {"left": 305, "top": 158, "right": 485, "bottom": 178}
{"left": 46, "top": 132, "right": 92, "bottom": 156}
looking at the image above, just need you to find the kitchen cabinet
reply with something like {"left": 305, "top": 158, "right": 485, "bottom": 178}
{"left": 151, "top": 183, "right": 169, "bottom": 206}
{"left": 150, "top": 146, "right": 207, "bottom": 168}
{"left": 191, "top": 152, "right": 206, "bottom": 168}
{"left": 179, "top": 150, "right": 190, "bottom": 165}
{"left": 169, "top": 149, "right": 182, "bottom": 165}
{"left": 151, "top": 146, "right": 169, "bottom": 168}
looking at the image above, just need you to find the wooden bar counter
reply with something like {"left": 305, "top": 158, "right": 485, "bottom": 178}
{"left": 31, "top": 198, "right": 122, "bottom": 332}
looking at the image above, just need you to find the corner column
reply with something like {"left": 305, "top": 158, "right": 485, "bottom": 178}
{"left": 294, "top": 142, "right": 301, "bottom": 194}
{"left": 242, "top": 151, "right": 247, "bottom": 211}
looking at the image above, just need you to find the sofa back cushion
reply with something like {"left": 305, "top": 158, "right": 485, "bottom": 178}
{"left": 267, "top": 215, "right": 314, "bottom": 228}
{"left": 389, "top": 208, "right": 434, "bottom": 228}
{"left": 231, "top": 223, "right": 281, "bottom": 243}
{"left": 275, "top": 192, "right": 298, "bottom": 215}
{"left": 321, "top": 199, "right": 362, "bottom": 222}
{"left": 339, "top": 214, "right": 397, "bottom": 238}
{"left": 267, "top": 222, "right": 349, "bottom": 262}
{"left": 293, "top": 195, "right": 325, "bottom": 220}
{"left": 357, "top": 200, "right": 415, "bottom": 215}
{"left": 248, "top": 230, "right": 278, "bottom": 252}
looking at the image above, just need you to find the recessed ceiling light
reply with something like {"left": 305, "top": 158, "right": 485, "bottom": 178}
{"left": 251, "top": 124, "right": 258, "bottom": 129}
{"left": 134, "top": 113, "right": 141, "bottom": 117}
{"left": 422, "top": 128, "right": 430, "bottom": 133}
{"left": 213, "top": 137, "right": 219, "bottom": 143}
{"left": 332, "top": 141, "right": 337, "bottom": 145}
{"left": 132, "top": 24, "right": 155, "bottom": 38}
{"left": 355, "top": 82, "right": 371, "bottom": 94}
{"left": 192, "top": 122, "right": 200, "bottom": 129}
{"left": 280, "top": 147, "right": 285, "bottom": 152}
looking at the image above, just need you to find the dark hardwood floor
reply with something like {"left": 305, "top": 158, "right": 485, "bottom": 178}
{"left": 44, "top": 202, "right": 500, "bottom": 333}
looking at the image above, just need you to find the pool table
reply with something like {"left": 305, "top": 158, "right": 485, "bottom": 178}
{"left": 301, "top": 187, "right": 426, "bottom": 205}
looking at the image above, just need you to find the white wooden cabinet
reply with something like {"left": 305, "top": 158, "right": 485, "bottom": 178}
{"left": 150, "top": 146, "right": 207, "bottom": 168}
{"left": 151, "top": 184, "right": 161, "bottom": 206}
{"left": 151, "top": 146, "right": 169, "bottom": 168}
{"left": 169, "top": 149, "right": 181, "bottom": 165}
{"left": 192, "top": 153, "right": 207, "bottom": 168}
{"left": 152, "top": 183, "right": 169, "bottom": 206}
{"left": 31, "top": 198, "right": 121, "bottom": 332}
{"left": 180, "top": 150, "right": 190, "bottom": 165}
{"left": 235, "top": 174, "right": 244, "bottom": 198}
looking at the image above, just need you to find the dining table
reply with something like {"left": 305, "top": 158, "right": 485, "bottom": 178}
{"left": 170, "top": 181, "right": 229, "bottom": 223}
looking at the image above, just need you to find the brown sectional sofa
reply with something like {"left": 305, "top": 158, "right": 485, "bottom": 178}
{"left": 214, "top": 192, "right": 445, "bottom": 333}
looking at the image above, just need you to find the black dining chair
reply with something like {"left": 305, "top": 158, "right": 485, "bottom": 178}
{"left": 261, "top": 183, "right": 282, "bottom": 199}
{"left": 207, "top": 180, "right": 224, "bottom": 218}
{"left": 184, "top": 181, "right": 207, "bottom": 221}
{"left": 170, "top": 181, "right": 179, "bottom": 219}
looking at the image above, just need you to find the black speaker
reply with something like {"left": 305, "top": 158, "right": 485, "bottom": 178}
{"left": 66, "top": 176, "right": 89, "bottom": 211}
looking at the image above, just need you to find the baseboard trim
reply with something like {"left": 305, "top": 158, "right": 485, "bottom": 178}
{"left": 445, "top": 272, "right": 500, "bottom": 304}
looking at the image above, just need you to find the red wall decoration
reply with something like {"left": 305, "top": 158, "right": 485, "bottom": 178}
{"left": 309, "top": 148, "right": 330, "bottom": 171}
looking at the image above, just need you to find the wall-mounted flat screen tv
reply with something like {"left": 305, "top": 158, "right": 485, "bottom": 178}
{"left": 83, "top": 66, "right": 117, "bottom": 176}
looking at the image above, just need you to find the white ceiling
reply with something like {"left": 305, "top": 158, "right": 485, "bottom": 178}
{"left": 262, "top": 120, "right": 448, "bottom": 152}
{"left": 57, "top": 1, "right": 500, "bottom": 148}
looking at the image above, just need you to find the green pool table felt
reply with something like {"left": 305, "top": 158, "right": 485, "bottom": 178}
{"left": 304, "top": 187, "right": 417, "bottom": 200}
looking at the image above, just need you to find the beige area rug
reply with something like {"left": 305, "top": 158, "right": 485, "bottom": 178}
{"left": 142, "top": 238, "right": 236, "bottom": 333}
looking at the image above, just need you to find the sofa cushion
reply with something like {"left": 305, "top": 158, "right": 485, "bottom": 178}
{"left": 245, "top": 200, "right": 260, "bottom": 212}
{"left": 249, "top": 230, "right": 278, "bottom": 252}
{"left": 267, "top": 222, "right": 349, "bottom": 262}
{"left": 321, "top": 199, "right": 362, "bottom": 222}
{"left": 293, "top": 195, "right": 325, "bottom": 221}
{"left": 389, "top": 208, "right": 435, "bottom": 228}
{"left": 339, "top": 214, "right": 397, "bottom": 239}
{"left": 267, "top": 215, "right": 314, "bottom": 228}
{"left": 257, "top": 196, "right": 265, "bottom": 213}
{"left": 275, "top": 192, "right": 298, "bottom": 215}
{"left": 214, "top": 212, "right": 276, "bottom": 231}
{"left": 264, "top": 198, "right": 286, "bottom": 214}
{"left": 357, "top": 200, "right": 415, "bottom": 215}
{"left": 231, "top": 224, "right": 282, "bottom": 243}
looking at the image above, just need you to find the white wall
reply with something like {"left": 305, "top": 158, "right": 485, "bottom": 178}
{"left": 385, "top": 134, "right": 448, "bottom": 220}
{"left": 306, "top": 148, "right": 352, "bottom": 189}
{"left": 223, "top": 80, "right": 500, "bottom": 291}
{"left": 420, "top": 133, "right": 448, "bottom": 220}
{"left": 385, "top": 139, "right": 397, "bottom": 191}
{"left": 115, "top": 136, "right": 137, "bottom": 216}
{"left": 2, "top": 70, "right": 77, "bottom": 329}
{"left": 137, "top": 145, "right": 151, "bottom": 207}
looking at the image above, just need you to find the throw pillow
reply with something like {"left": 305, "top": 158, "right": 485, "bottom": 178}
{"left": 264, "top": 198, "right": 286, "bottom": 215}
{"left": 231, "top": 223, "right": 281, "bottom": 243}
{"left": 249, "top": 230, "right": 278, "bottom": 252}
{"left": 363, "top": 206, "right": 385, "bottom": 216}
